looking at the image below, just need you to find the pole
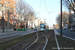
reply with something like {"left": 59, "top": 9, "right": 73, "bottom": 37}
{"left": 7, "top": 10, "right": 9, "bottom": 32}
{"left": 2, "top": 11, "right": 4, "bottom": 33}
{"left": 60, "top": 0, "right": 62, "bottom": 36}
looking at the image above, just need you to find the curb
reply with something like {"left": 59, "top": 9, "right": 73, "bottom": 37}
{"left": 62, "top": 35, "right": 75, "bottom": 41}
{"left": 54, "top": 29, "right": 75, "bottom": 41}
{"left": 54, "top": 29, "right": 60, "bottom": 50}
{"left": 55, "top": 34, "right": 60, "bottom": 50}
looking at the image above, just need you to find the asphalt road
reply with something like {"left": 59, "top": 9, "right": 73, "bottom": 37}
{"left": 0, "top": 30, "right": 38, "bottom": 39}
{"left": 56, "top": 29, "right": 75, "bottom": 40}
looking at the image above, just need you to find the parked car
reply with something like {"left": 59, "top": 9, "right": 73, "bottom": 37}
{"left": 70, "top": 27, "right": 75, "bottom": 31}
{"left": 34, "top": 28, "right": 38, "bottom": 31}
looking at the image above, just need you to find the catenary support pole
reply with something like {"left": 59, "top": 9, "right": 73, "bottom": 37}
{"left": 60, "top": 0, "right": 62, "bottom": 36}
{"left": 2, "top": 11, "right": 4, "bottom": 33}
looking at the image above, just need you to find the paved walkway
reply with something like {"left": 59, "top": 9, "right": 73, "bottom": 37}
{"left": 0, "top": 31, "right": 18, "bottom": 35}
{"left": 0, "top": 28, "right": 37, "bottom": 39}
{"left": 0, "top": 28, "right": 31, "bottom": 35}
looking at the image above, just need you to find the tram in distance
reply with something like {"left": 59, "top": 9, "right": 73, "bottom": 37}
{"left": 40, "top": 23, "right": 46, "bottom": 30}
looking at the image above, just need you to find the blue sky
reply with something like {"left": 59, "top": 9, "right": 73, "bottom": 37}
{"left": 24, "top": 0, "right": 68, "bottom": 27}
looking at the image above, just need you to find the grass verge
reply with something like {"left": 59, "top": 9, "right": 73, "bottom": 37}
{"left": 0, "top": 32, "right": 36, "bottom": 50}
{"left": 57, "top": 36, "right": 75, "bottom": 50}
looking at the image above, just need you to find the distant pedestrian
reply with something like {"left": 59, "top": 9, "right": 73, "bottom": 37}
{"left": 65, "top": 23, "right": 68, "bottom": 29}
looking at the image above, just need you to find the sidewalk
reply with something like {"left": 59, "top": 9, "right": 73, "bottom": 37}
{"left": 0, "top": 28, "right": 38, "bottom": 39}
{"left": 0, "top": 31, "right": 20, "bottom": 35}
{"left": 0, "top": 28, "right": 31, "bottom": 35}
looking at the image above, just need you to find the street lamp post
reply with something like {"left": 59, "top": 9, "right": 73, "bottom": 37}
{"left": 2, "top": 11, "right": 4, "bottom": 33}
{"left": 60, "top": 0, "right": 62, "bottom": 36}
{"left": 1, "top": 3, "right": 5, "bottom": 33}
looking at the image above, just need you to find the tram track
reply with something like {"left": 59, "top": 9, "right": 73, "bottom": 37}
{"left": 6, "top": 31, "right": 47, "bottom": 50}
{"left": 26, "top": 32, "right": 48, "bottom": 50}
{"left": 3, "top": 30, "right": 51, "bottom": 50}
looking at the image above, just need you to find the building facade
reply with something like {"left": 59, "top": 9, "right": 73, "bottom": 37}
{"left": 0, "top": 0, "right": 17, "bottom": 32}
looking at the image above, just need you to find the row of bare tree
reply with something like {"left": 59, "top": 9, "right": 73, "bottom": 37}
{"left": 16, "top": 0, "right": 36, "bottom": 22}
{"left": 56, "top": 0, "right": 75, "bottom": 28}
{"left": 16, "top": 0, "right": 37, "bottom": 28}
{"left": 63, "top": 0, "right": 75, "bottom": 12}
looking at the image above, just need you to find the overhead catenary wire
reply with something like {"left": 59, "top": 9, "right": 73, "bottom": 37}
{"left": 44, "top": 0, "right": 49, "bottom": 15}
{"left": 43, "top": 0, "right": 55, "bottom": 22}
{"left": 38, "top": 0, "right": 54, "bottom": 21}
{"left": 38, "top": 0, "right": 42, "bottom": 12}
{"left": 36, "top": 0, "right": 43, "bottom": 20}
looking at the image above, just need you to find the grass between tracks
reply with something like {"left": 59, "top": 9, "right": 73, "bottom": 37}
{"left": 45, "top": 30, "right": 57, "bottom": 50}
{"left": 45, "top": 39, "right": 57, "bottom": 50}
{"left": 0, "top": 32, "right": 37, "bottom": 50}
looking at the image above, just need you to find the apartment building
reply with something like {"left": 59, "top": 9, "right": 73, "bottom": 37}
{"left": 0, "top": 0, "right": 17, "bottom": 32}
